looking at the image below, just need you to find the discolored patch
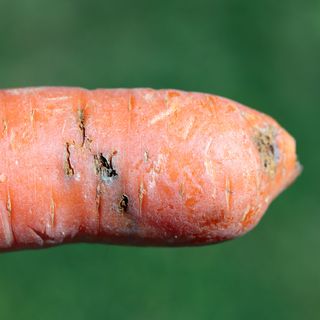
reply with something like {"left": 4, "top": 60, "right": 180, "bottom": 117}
{"left": 254, "top": 126, "right": 278, "bottom": 177}
{"left": 77, "top": 108, "right": 86, "bottom": 147}
{"left": 63, "top": 142, "right": 74, "bottom": 177}
{"left": 94, "top": 153, "right": 117, "bottom": 183}
{"left": 2, "top": 120, "right": 8, "bottom": 136}
{"left": 118, "top": 194, "right": 129, "bottom": 213}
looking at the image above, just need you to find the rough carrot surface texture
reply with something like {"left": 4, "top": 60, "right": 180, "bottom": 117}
{"left": 0, "top": 87, "right": 300, "bottom": 251}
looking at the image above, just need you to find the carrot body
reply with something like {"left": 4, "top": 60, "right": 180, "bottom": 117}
{"left": 0, "top": 87, "right": 300, "bottom": 251}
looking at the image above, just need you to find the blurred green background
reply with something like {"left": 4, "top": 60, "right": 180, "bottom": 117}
{"left": 0, "top": 0, "right": 318, "bottom": 319}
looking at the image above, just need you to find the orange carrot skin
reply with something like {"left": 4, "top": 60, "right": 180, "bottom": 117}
{"left": 0, "top": 87, "right": 300, "bottom": 251}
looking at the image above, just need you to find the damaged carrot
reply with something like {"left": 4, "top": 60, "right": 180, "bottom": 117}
{"left": 0, "top": 87, "right": 301, "bottom": 251}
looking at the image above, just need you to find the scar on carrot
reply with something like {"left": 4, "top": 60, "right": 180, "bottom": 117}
{"left": 178, "top": 183, "right": 185, "bottom": 199}
{"left": 77, "top": 108, "right": 86, "bottom": 147}
{"left": 64, "top": 142, "right": 74, "bottom": 177}
{"left": 128, "top": 94, "right": 135, "bottom": 111}
{"left": 30, "top": 109, "right": 35, "bottom": 125}
{"left": 50, "top": 197, "right": 55, "bottom": 227}
{"left": 28, "top": 226, "right": 55, "bottom": 243}
{"left": 6, "top": 190, "right": 11, "bottom": 216}
{"left": 118, "top": 194, "right": 129, "bottom": 213}
{"left": 139, "top": 182, "right": 145, "bottom": 215}
{"left": 254, "top": 126, "right": 278, "bottom": 177}
{"left": 94, "top": 153, "right": 117, "bottom": 183}
{"left": 2, "top": 120, "right": 8, "bottom": 137}
{"left": 143, "top": 151, "right": 149, "bottom": 162}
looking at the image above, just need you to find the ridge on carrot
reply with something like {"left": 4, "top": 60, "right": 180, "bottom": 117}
{"left": 0, "top": 87, "right": 301, "bottom": 251}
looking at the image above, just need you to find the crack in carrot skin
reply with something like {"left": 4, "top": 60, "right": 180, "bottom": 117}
{"left": 6, "top": 190, "right": 11, "bottom": 216}
{"left": 28, "top": 226, "right": 55, "bottom": 243}
{"left": 77, "top": 108, "right": 86, "bottom": 147}
{"left": 63, "top": 142, "right": 74, "bottom": 177}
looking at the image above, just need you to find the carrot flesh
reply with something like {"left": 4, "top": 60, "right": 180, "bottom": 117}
{"left": 0, "top": 87, "right": 301, "bottom": 251}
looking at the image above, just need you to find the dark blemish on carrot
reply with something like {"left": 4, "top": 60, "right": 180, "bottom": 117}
{"left": 254, "top": 127, "right": 277, "bottom": 177}
{"left": 28, "top": 226, "right": 55, "bottom": 243}
{"left": 118, "top": 194, "right": 129, "bottom": 213}
{"left": 77, "top": 109, "right": 86, "bottom": 147}
{"left": 94, "top": 153, "right": 117, "bottom": 183}
{"left": 64, "top": 142, "right": 74, "bottom": 177}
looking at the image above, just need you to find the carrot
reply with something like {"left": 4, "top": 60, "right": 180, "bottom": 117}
{"left": 0, "top": 87, "right": 300, "bottom": 251}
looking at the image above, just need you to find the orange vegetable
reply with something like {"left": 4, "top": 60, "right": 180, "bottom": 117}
{"left": 0, "top": 87, "right": 300, "bottom": 251}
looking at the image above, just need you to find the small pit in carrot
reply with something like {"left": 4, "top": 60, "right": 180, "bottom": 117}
{"left": 118, "top": 194, "right": 129, "bottom": 213}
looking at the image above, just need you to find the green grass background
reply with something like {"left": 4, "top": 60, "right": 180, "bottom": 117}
{"left": 0, "top": 0, "right": 318, "bottom": 319}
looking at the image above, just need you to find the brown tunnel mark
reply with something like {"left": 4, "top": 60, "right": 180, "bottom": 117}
{"left": 118, "top": 194, "right": 129, "bottom": 213}
{"left": 77, "top": 108, "right": 86, "bottom": 147}
{"left": 64, "top": 142, "right": 74, "bottom": 177}
{"left": 254, "top": 127, "right": 277, "bottom": 177}
{"left": 94, "top": 153, "right": 117, "bottom": 183}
